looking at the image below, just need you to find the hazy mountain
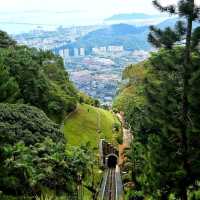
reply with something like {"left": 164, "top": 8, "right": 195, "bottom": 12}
{"left": 61, "top": 17, "right": 200, "bottom": 53}
{"left": 157, "top": 17, "right": 199, "bottom": 29}
{"left": 157, "top": 17, "right": 178, "bottom": 29}
{"left": 68, "top": 24, "right": 150, "bottom": 51}
{"left": 105, "top": 13, "right": 159, "bottom": 21}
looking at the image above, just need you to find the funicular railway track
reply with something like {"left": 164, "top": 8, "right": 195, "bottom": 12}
{"left": 99, "top": 140, "right": 123, "bottom": 200}
{"left": 104, "top": 168, "right": 116, "bottom": 200}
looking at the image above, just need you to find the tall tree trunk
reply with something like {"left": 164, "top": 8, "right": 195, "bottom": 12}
{"left": 180, "top": 186, "right": 188, "bottom": 200}
{"left": 181, "top": 1, "right": 194, "bottom": 199}
{"left": 161, "top": 191, "right": 169, "bottom": 200}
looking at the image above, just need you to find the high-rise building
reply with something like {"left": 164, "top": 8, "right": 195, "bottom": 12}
{"left": 63, "top": 48, "right": 70, "bottom": 58}
{"left": 79, "top": 48, "right": 85, "bottom": 56}
{"left": 74, "top": 48, "right": 79, "bottom": 57}
{"left": 107, "top": 45, "right": 124, "bottom": 52}
{"left": 99, "top": 47, "right": 107, "bottom": 52}
{"left": 58, "top": 49, "right": 64, "bottom": 58}
{"left": 92, "top": 47, "right": 98, "bottom": 54}
{"left": 92, "top": 47, "right": 107, "bottom": 55}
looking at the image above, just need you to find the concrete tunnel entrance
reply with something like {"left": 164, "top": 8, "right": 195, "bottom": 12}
{"left": 106, "top": 154, "right": 118, "bottom": 168}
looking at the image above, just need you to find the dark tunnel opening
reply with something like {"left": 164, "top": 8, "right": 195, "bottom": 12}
{"left": 107, "top": 154, "right": 118, "bottom": 168}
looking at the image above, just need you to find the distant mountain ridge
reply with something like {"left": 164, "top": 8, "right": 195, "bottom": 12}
{"left": 83, "top": 24, "right": 148, "bottom": 36}
{"left": 59, "top": 18, "right": 196, "bottom": 53}
{"left": 105, "top": 13, "right": 160, "bottom": 21}
{"left": 157, "top": 17, "right": 199, "bottom": 29}
{"left": 66, "top": 23, "right": 150, "bottom": 51}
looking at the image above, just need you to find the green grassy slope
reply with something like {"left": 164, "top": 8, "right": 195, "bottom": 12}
{"left": 63, "top": 104, "right": 120, "bottom": 148}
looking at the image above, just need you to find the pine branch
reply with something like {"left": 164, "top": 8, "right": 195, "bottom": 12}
{"left": 148, "top": 32, "right": 162, "bottom": 49}
{"left": 149, "top": 25, "right": 162, "bottom": 37}
{"left": 178, "top": 0, "right": 200, "bottom": 20}
{"left": 153, "top": 0, "right": 177, "bottom": 14}
{"left": 148, "top": 26, "right": 179, "bottom": 49}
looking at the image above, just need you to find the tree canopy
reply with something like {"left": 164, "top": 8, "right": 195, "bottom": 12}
{"left": 0, "top": 32, "right": 78, "bottom": 122}
{"left": 116, "top": 1, "right": 200, "bottom": 199}
{"left": 0, "top": 103, "right": 68, "bottom": 196}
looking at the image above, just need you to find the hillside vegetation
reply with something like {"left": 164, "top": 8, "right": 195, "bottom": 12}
{"left": 0, "top": 103, "right": 69, "bottom": 198}
{"left": 0, "top": 30, "right": 103, "bottom": 199}
{"left": 113, "top": 62, "right": 147, "bottom": 112}
{"left": 115, "top": 0, "right": 200, "bottom": 198}
{"left": 0, "top": 30, "right": 78, "bottom": 122}
{"left": 63, "top": 104, "right": 121, "bottom": 148}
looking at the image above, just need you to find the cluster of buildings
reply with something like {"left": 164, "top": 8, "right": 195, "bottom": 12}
{"left": 58, "top": 45, "right": 124, "bottom": 60}
{"left": 66, "top": 50, "right": 150, "bottom": 104}
{"left": 92, "top": 45, "right": 124, "bottom": 55}
{"left": 83, "top": 57, "right": 115, "bottom": 66}
{"left": 57, "top": 47, "right": 85, "bottom": 64}
{"left": 57, "top": 45, "right": 125, "bottom": 64}
{"left": 70, "top": 68, "right": 119, "bottom": 104}
{"left": 17, "top": 37, "right": 69, "bottom": 51}
{"left": 14, "top": 25, "right": 101, "bottom": 51}
{"left": 58, "top": 47, "right": 85, "bottom": 58}
{"left": 131, "top": 50, "right": 150, "bottom": 60}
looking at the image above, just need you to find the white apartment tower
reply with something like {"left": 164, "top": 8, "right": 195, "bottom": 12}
{"left": 79, "top": 48, "right": 85, "bottom": 56}
{"left": 74, "top": 48, "right": 79, "bottom": 57}
{"left": 107, "top": 45, "right": 124, "bottom": 52}
{"left": 63, "top": 48, "right": 70, "bottom": 58}
{"left": 58, "top": 49, "right": 64, "bottom": 58}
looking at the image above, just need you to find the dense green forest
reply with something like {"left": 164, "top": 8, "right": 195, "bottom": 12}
{"left": 114, "top": 0, "right": 200, "bottom": 199}
{"left": 0, "top": 29, "right": 120, "bottom": 200}
{"left": 0, "top": 31, "right": 101, "bottom": 199}
{"left": 0, "top": 30, "right": 77, "bottom": 123}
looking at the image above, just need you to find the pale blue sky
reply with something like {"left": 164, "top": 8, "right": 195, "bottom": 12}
{"left": 0, "top": 0, "right": 185, "bottom": 15}
{"left": 0, "top": 0, "right": 200, "bottom": 34}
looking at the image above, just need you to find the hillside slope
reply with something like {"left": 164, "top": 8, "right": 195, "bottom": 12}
{"left": 63, "top": 104, "right": 121, "bottom": 148}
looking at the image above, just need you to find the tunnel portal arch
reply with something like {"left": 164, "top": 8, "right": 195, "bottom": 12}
{"left": 106, "top": 153, "right": 118, "bottom": 168}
